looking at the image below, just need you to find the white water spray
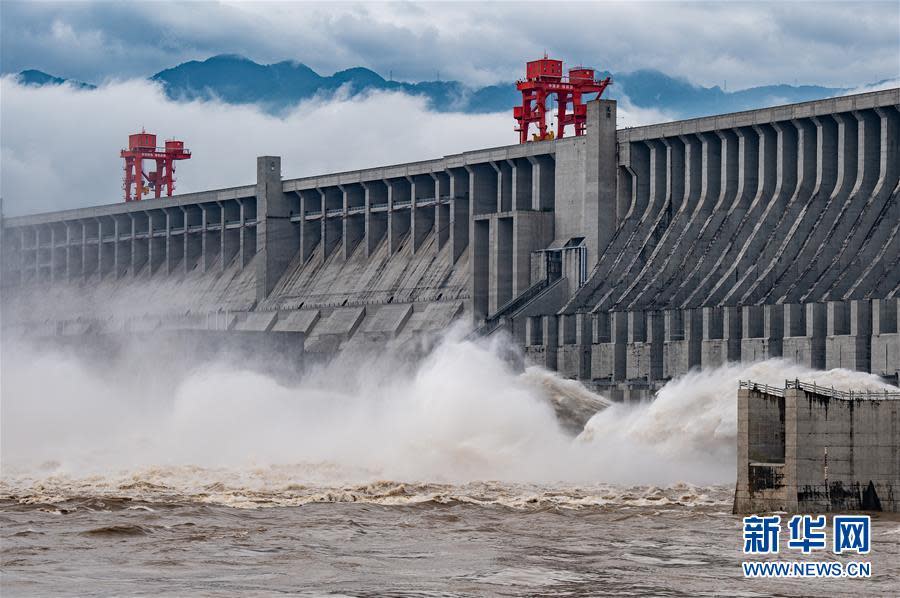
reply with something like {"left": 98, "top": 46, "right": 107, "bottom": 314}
{"left": 1, "top": 330, "right": 896, "bottom": 504}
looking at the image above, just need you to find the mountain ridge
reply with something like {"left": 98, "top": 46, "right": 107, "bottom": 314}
{"left": 13, "top": 54, "right": 856, "bottom": 120}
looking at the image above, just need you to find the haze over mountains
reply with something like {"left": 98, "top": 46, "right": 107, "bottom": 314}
{"left": 14, "top": 54, "right": 866, "bottom": 120}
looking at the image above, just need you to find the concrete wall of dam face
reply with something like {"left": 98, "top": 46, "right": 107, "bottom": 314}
{"left": 525, "top": 297, "right": 900, "bottom": 398}
{"left": 2, "top": 89, "right": 899, "bottom": 387}
{"left": 734, "top": 382, "right": 900, "bottom": 514}
{"left": 532, "top": 88, "right": 900, "bottom": 393}
{"left": 0, "top": 97, "right": 613, "bottom": 353}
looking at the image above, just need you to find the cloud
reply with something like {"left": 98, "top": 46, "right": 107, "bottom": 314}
{"left": 843, "top": 78, "right": 900, "bottom": 95}
{"left": 0, "top": 76, "right": 673, "bottom": 216}
{"left": 0, "top": 78, "right": 492, "bottom": 215}
{"left": 1, "top": 2, "right": 897, "bottom": 90}
{"left": 0, "top": 75, "right": 674, "bottom": 217}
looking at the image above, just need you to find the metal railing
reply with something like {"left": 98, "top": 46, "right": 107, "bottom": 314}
{"left": 739, "top": 380, "right": 785, "bottom": 397}
{"left": 785, "top": 379, "right": 900, "bottom": 401}
{"left": 740, "top": 379, "right": 900, "bottom": 400}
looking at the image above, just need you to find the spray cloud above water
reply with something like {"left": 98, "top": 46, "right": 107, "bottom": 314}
{"left": 2, "top": 327, "right": 896, "bottom": 505}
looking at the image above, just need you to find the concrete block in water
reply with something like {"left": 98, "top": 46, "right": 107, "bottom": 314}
{"left": 735, "top": 381, "right": 900, "bottom": 514}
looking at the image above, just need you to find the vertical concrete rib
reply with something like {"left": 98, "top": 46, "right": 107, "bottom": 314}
{"left": 843, "top": 107, "right": 900, "bottom": 299}
{"left": 600, "top": 145, "right": 662, "bottom": 287}
{"left": 431, "top": 173, "right": 448, "bottom": 254}
{"left": 582, "top": 135, "right": 693, "bottom": 312}
{"left": 490, "top": 217, "right": 513, "bottom": 313}
{"left": 320, "top": 190, "right": 333, "bottom": 263}
{"left": 733, "top": 126, "right": 761, "bottom": 210}
{"left": 781, "top": 109, "right": 875, "bottom": 302}
{"left": 648, "top": 133, "right": 728, "bottom": 308}
{"left": 800, "top": 110, "right": 881, "bottom": 297}
{"left": 218, "top": 203, "right": 229, "bottom": 271}
{"left": 625, "top": 130, "right": 733, "bottom": 309}
{"left": 604, "top": 137, "right": 689, "bottom": 305}
{"left": 200, "top": 204, "right": 210, "bottom": 272}
{"left": 238, "top": 200, "right": 251, "bottom": 268}
{"left": 741, "top": 115, "right": 836, "bottom": 303}
{"left": 115, "top": 216, "right": 128, "bottom": 278}
{"left": 627, "top": 133, "right": 711, "bottom": 309}
{"left": 676, "top": 126, "right": 766, "bottom": 306}
{"left": 766, "top": 112, "right": 857, "bottom": 302}
{"left": 48, "top": 225, "right": 57, "bottom": 282}
{"left": 471, "top": 219, "right": 490, "bottom": 322}
{"left": 690, "top": 121, "right": 799, "bottom": 306}
{"left": 697, "top": 131, "right": 722, "bottom": 213}
{"left": 255, "top": 156, "right": 298, "bottom": 300}
{"left": 129, "top": 213, "right": 141, "bottom": 275}
{"left": 628, "top": 142, "right": 651, "bottom": 219}
{"left": 717, "top": 129, "right": 740, "bottom": 208}
{"left": 814, "top": 107, "right": 898, "bottom": 299}
{"left": 411, "top": 175, "right": 435, "bottom": 254}
{"left": 449, "top": 168, "right": 469, "bottom": 263}
{"left": 730, "top": 118, "right": 816, "bottom": 304}
{"left": 63, "top": 221, "right": 73, "bottom": 281}
{"left": 362, "top": 181, "right": 387, "bottom": 258}
{"left": 604, "top": 139, "right": 675, "bottom": 308}
{"left": 667, "top": 137, "right": 685, "bottom": 213}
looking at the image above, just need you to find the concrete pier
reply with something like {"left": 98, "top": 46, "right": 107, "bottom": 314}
{"left": 735, "top": 379, "right": 900, "bottom": 513}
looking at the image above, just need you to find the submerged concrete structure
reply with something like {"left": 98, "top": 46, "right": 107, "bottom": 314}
{"left": 2, "top": 89, "right": 899, "bottom": 394}
{"left": 735, "top": 380, "right": 900, "bottom": 513}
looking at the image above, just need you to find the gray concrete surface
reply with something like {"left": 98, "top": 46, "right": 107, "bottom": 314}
{"left": 2, "top": 88, "right": 898, "bottom": 391}
{"left": 735, "top": 380, "right": 900, "bottom": 513}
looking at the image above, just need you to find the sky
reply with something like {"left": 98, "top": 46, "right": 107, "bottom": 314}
{"left": 1, "top": 1, "right": 898, "bottom": 216}
{"left": 1, "top": 1, "right": 898, "bottom": 89}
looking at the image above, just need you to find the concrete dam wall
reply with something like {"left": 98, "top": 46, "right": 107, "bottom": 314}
{"left": 734, "top": 380, "right": 900, "bottom": 514}
{"left": 2, "top": 89, "right": 898, "bottom": 393}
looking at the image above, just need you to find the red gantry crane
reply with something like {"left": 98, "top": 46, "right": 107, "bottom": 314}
{"left": 514, "top": 55, "right": 612, "bottom": 143}
{"left": 121, "top": 131, "right": 191, "bottom": 202}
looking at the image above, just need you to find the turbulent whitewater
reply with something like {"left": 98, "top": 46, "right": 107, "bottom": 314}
{"left": 2, "top": 329, "right": 895, "bottom": 505}
{"left": 3, "top": 332, "right": 900, "bottom": 596}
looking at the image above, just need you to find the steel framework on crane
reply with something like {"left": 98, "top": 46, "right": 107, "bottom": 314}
{"left": 513, "top": 55, "right": 612, "bottom": 143}
{"left": 121, "top": 131, "right": 191, "bottom": 202}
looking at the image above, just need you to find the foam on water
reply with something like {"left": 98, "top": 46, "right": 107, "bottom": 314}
{"left": 1, "top": 328, "right": 895, "bottom": 507}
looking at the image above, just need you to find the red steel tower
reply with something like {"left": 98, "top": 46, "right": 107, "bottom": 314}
{"left": 513, "top": 55, "right": 612, "bottom": 143}
{"left": 121, "top": 131, "right": 191, "bottom": 202}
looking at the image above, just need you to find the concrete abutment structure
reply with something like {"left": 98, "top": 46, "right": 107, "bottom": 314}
{"left": 735, "top": 380, "right": 900, "bottom": 514}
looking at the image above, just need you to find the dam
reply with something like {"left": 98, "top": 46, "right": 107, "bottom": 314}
{"left": 2, "top": 88, "right": 899, "bottom": 397}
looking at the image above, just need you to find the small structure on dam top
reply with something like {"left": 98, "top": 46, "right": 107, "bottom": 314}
{"left": 1, "top": 88, "right": 899, "bottom": 399}
{"left": 735, "top": 380, "right": 900, "bottom": 514}
{"left": 514, "top": 55, "right": 612, "bottom": 143}
{"left": 121, "top": 131, "right": 192, "bottom": 202}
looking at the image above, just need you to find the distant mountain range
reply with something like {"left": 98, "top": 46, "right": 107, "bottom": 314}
{"left": 14, "top": 54, "right": 862, "bottom": 120}
{"left": 16, "top": 68, "right": 95, "bottom": 90}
